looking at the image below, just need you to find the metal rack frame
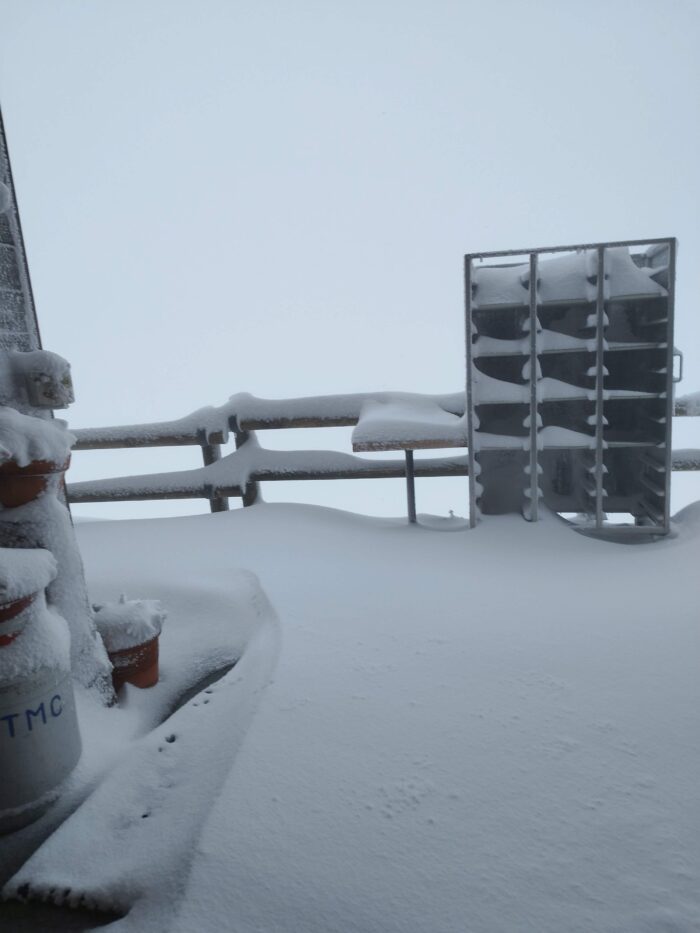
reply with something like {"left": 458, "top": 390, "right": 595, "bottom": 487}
{"left": 465, "top": 237, "right": 677, "bottom": 534}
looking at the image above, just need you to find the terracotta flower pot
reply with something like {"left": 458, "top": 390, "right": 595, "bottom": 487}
{"left": 108, "top": 635, "right": 160, "bottom": 692}
{"left": 0, "top": 593, "right": 36, "bottom": 646}
{"left": 0, "top": 456, "right": 70, "bottom": 509}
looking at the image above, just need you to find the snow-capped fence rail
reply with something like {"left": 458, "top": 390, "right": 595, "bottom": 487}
{"left": 70, "top": 391, "right": 465, "bottom": 447}
{"left": 670, "top": 449, "right": 700, "bottom": 471}
{"left": 66, "top": 390, "right": 699, "bottom": 513}
{"left": 674, "top": 391, "right": 700, "bottom": 417}
{"left": 67, "top": 392, "right": 468, "bottom": 511}
{"left": 67, "top": 444, "right": 470, "bottom": 504}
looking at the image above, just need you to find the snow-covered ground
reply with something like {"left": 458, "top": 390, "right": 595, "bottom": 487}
{"left": 3, "top": 502, "right": 700, "bottom": 932}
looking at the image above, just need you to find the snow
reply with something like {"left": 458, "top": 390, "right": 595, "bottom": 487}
{"left": 352, "top": 396, "right": 466, "bottom": 450}
{"left": 473, "top": 426, "right": 596, "bottom": 451}
{"left": 473, "top": 334, "right": 530, "bottom": 356}
{"left": 539, "top": 330, "right": 596, "bottom": 352}
{"left": 539, "top": 377, "right": 595, "bottom": 401}
{"left": 0, "top": 596, "right": 70, "bottom": 684}
{"left": 473, "top": 247, "right": 667, "bottom": 309}
{"left": 94, "top": 596, "right": 166, "bottom": 652}
{"left": 3, "top": 350, "right": 75, "bottom": 411}
{"left": 474, "top": 331, "right": 596, "bottom": 356}
{"left": 230, "top": 390, "right": 465, "bottom": 427}
{"left": 472, "top": 371, "right": 529, "bottom": 404}
{"left": 0, "top": 546, "right": 56, "bottom": 604}
{"left": 537, "top": 425, "right": 596, "bottom": 448}
{"left": 473, "top": 432, "right": 529, "bottom": 450}
{"left": 0, "top": 407, "right": 74, "bottom": 468}
{"left": 3, "top": 565, "right": 277, "bottom": 920}
{"left": 472, "top": 260, "right": 530, "bottom": 307}
{"left": 71, "top": 405, "right": 232, "bottom": 448}
{"left": 3, "top": 501, "right": 700, "bottom": 932}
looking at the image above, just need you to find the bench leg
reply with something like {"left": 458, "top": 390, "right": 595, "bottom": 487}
{"left": 405, "top": 450, "right": 417, "bottom": 524}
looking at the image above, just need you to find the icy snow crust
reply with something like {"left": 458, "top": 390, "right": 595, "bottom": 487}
{"left": 4, "top": 503, "right": 700, "bottom": 932}
{"left": 0, "top": 407, "right": 74, "bottom": 467}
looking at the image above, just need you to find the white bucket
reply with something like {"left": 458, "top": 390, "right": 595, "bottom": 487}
{"left": 0, "top": 666, "right": 82, "bottom": 833}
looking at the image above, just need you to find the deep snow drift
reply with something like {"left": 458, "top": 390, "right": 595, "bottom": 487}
{"left": 2, "top": 502, "right": 700, "bottom": 933}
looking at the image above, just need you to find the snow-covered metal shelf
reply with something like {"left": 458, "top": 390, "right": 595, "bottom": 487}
{"left": 466, "top": 238, "right": 677, "bottom": 534}
{"left": 474, "top": 338, "right": 668, "bottom": 358}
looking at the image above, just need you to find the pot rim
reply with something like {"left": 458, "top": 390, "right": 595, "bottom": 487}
{"left": 0, "top": 593, "right": 36, "bottom": 623}
{"left": 107, "top": 634, "right": 159, "bottom": 662}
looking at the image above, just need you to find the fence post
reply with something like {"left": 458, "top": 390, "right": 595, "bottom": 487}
{"left": 230, "top": 419, "right": 260, "bottom": 506}
{"left": 199, "top": 433, "right": 229, "bottom": 512}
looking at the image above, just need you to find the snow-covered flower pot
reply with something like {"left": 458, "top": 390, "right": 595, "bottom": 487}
{"left": 94, "top": 596, "right": 166, "bottom": 693}
{"left": 0, "top": 456, "right": 70, "bottom": 509}
{"left": 108, "top": 635, "right": 160, "bottom": 691}
{"left": 0, "top": 407, "right": 75, "bottom": 509}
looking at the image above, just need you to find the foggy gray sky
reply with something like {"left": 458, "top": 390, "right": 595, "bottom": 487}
{"left": 1, "top": 0, "right": 698, "bottom": 519}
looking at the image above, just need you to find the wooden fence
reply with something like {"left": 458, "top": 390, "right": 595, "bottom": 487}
{"left": 67, "top": 391, "right": 700, "bottom": 514}
{"left": 67, "top": 392, "right": 467, "bottom": 512}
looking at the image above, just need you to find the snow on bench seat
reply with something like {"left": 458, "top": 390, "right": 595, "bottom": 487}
{"left": 352, "top": 395, "right": 467, "bottom": 452}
